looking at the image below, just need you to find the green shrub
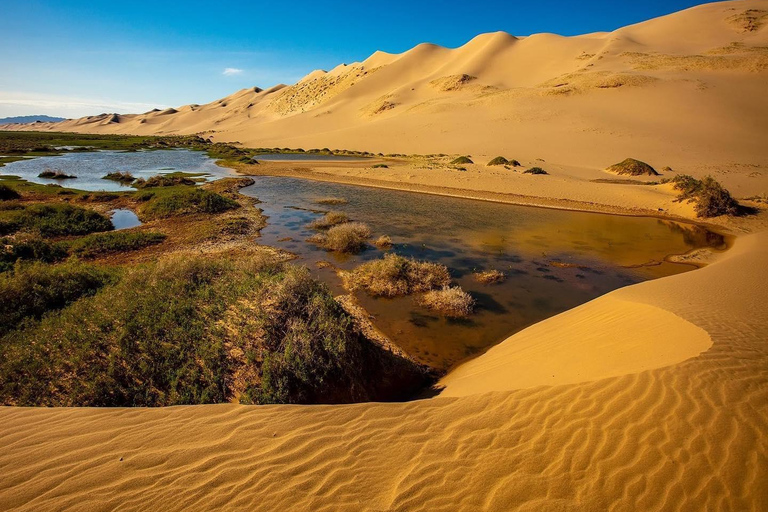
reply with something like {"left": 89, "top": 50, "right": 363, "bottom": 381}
{"left": 102, "top": 171, "right": 135, "bottom": 183}
{"left": 510, "top": 159, "right": 521, "bottom": 167}
{"left": 0, "top": 256, "right": 426, "bottom": 406}
{"left": 450, "top": 156, "right": 473, "bottom": 165}
{"left": 0, "top": 203, "right": 112, "bottom": 237}
{"left": 343, "top": 254, "right": 450, "bottom": 297}
{"left": 372, "top": 164, "right": 389, "bottom": 169}
{"left": 0, "top": 184, "right": 20, "bottom": 201}
{"left": 38, "top": 170, "right": 76, "bottom": 179}
{"left": 141, "top": 189, "right": 239, "bottom": 218}
{"left": 0, "top": 261, "right": 116, "bottom": 336}
{"left": 134, "top": 175, "right": 196, "bottom": 188}
{"left": 606, "top": 158, "right": 659, "bottom": 176}
{"left": 524, "top": 167, "right": 548, "bottom": 175}
{"left": 67, "top": 231, "right": 166, "bottom": 258}
{"left": 0, "top": 237, "right": 68, "bottom": 272}
{"left": 669, "top": 174, "right": 739, "bottom": 218}
{"left": 487, "top": 156, "right": 509, "bottom": 166}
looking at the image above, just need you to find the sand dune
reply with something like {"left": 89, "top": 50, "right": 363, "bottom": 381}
{"left": 1, "top": 232, "right": 766, "bottom": 511}
{"left": 4, "top": 0, "right": 768, "bottom": 191}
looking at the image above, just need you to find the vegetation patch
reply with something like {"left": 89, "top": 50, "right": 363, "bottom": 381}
{"left": 607, "top": 158, "right": 659, "bottom": 176}
{"left": 309, "top": 222, "right": 371, "bottom": 253}
{"left": 66, "top": 231, "right": 166, "bottom": 258}
{"left": 308, "top": 211, "right": 349, "bottom": 230}
{"left": 0, "top": 255, "right": 427, "bottom": 406}
{"left": 450, "top": 156, "right": 474, "bottom": 165}
{"left": 0, "top": 236, "right": 68, "bottom": 272}
{"left": 0, "top": 203, "right": 113, "bottom": 237}
{"left": 473, "top": 269, "right": 506, "bottom": 284}
{"left": 373, "top": 235, "right": 393, "bottom": 249}
{"left": 524, "top": 167, "right": 549, "bottom": 175}
{"left": 487, "top": 156, "right": 509, "bottom": 166}
{"left": 343, "top": 254, "right": 450, "bottom": 297}
{"left": 417, "top": 286, "right": 475, "bottom": 318}
{"left": 668, "top": 174, "right": 740, "bottom": 218}
{"left": 0, "top": 184, "right": 20, "bottom": 201}
{"left": 103, "top": 171, "right": 135, "bottom": 183}
{"left": 134, "top": 175, "right": 197, "bottom": 188}
{"left": 141, "top": 188, "right": 239, "bottom": 219}
{"left": 38, "top": 170, "right": 76, "bottom": 179}
{"left": 372, "top": 164, "right": 389, "bottom": 169}
{"left": 315, "top": 197, "right": 347, "bottom": 205}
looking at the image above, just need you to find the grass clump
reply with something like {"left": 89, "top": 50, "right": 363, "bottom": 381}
{"left": 473, "top": 269, "right": 506, "bottom": 284}
{"left": 0, "top": 260, "right": 116, "bottom": 336}
{"left": 669, "top": 174, "right": 739, "bottom": 218}
{"left": 524, "top": 167, "right": 548, "bottom": 175}
{"left": 0, "top": 237, "right": 69, "bottom": 272}
{"left": 308, "top": 211, "right": 349, "bottom": 230}
{"left": 66, "top": 231, "right": 166, "bottom": 258}
{"left": 38, "top": 170, "right": 76, "bottom": 179}
{"left": 373, "top": 234, "right": 393, "bottom": 249}
{"left": 417, "top": 286, "right": 475, "bottom": 318}
{"left": 141, "top": 189, "right": 239, "bottom": 219}
{"left": 372, "top": 164, "right": 389, "bottom": 169}
{"left": 607, "top": 158, "right": 659, "bottom": 176}
{"left": 309, "top": 222, "right": 371, "bottom": 253}
{"left": 487, "top": 156, "right": 509, "bottom": 166}
{"left": 510, "top": 159, "right": 521, "bottom": 167}
{"left": 0, "top": 203, "right": 113, "bottom": 237}
{"left": 134, "top": 175, "right": 197, "bottom": 188}
{"left": 0, "top": 255, "right": 426, "bottom": 406}
{"left": 450, "top": 156, "right": 473, "bottom": 165}
{"left": 315, "top": 197, "right": 348, "bottom": 205}
{"left": 103, "top": 171, "right": 135, "bottom": 183}
{"left": 0, "top": 184, "right": 20, "bottom": 201}
{"left": 343, "top": 253, "right": 450, "bottom": 297}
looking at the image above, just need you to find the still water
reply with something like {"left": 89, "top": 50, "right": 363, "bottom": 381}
{"left": 241, "top": 176, "right": 725, "bottom": 371}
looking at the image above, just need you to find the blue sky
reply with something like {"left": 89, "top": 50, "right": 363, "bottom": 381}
{"left": 0, "top": 0, "right": 719, "bottom": 118}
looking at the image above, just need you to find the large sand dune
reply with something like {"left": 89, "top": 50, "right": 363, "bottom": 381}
{"left": 1, "top": 231, "right": 766, "bottom": 511}
{"left": 5, "top": 1, "right": 768, "bottom": 191}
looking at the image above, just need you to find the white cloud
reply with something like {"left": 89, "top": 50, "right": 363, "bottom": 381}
{"left": 222, "top": 67, "right": 243, "bottom": 76}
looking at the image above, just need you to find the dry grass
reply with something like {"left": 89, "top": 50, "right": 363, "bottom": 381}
{"left": 417, "top": 286, "right": 475, "bottom": 318}
{"left": 473, "top": 270, "right": 506, "bottom": 284}
{"left": 315, "top": 197, "right": 347, "bottom": 205}
{"left": 308, "top": 211, "right": 349, "bottom": 230}
{"left": 342, "top": 254, "right": 450, "bottom": 297}
{"left": 309, "top": 222, "right": 371, "bottom": 253}
{"left": 373, "top": 235, "right": 393, "bottom": 249}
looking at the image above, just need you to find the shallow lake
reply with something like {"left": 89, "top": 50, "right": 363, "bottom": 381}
{"left": 254, "top": 153, "right": 372, "bottom": 162}
{"left": 240, "top": 176, "right": 726, "bottom": 371}
{"left": 0, "top": 149, "right": 233, "bottom": 191}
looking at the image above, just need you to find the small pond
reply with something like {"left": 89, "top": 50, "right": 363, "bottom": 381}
{"left": 0, "top": 149, "right": 234, "bottom": 191}
{"left": 110, "top": 209, "right": 142, "bottom": 230}
{"left": 240, "top": 176, "right": 726, "bottom": 371}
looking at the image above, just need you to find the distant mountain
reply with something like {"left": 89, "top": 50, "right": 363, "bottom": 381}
{"left": 0, "top": 115, "right": 67, "bottom": 125}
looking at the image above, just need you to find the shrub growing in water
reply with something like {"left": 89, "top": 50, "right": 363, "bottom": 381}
{"left": 309, "top": 222, "right": 371, "bottom": 253}
{"left": 308, "top": 211, "right": 349, "bottom": 230}
{"left": 343, "top": 253, "right": 451, "bottom": 297}
{"left": 473, "top": 269, "right": 506, "bottom": 284}
{"left": 417, "top": 286, "right": 475, "bottom": 318}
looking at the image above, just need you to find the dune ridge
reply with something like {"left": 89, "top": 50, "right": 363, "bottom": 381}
{"left": 1, "top": 231, "right": 766, "bottom": 511}
{"left": 4, "top": 0, "right": 768, "bottom": 183}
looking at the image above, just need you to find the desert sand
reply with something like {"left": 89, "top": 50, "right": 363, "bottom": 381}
{"left": 1, "top": 1, "right": 768, "bottom": 510}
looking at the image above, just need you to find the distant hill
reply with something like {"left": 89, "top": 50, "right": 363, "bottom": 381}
{"left": 0, "top": 115, "right": 67, "bottom": 125}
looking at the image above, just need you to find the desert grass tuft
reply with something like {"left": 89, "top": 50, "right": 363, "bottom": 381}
{"left": 473, "top": 269, "right": 506, "bottom": 284}
{"left": 343, "top": 254, "right": 450, "bottom": 297}
{"left": 417, "top": 286, "right": 475, "bottom": 318}
{"left": 308, "top": 211, "right": 349, "bottom": 230}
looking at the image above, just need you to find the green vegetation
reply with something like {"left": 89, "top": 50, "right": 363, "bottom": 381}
{"left": 315, "top": 197, "right": 348, "bottom": 205}
{"left": 0, "top": 203, "right": 112, "bottom": 237}
{"left": 343, "top": 254, "right": 450, "bottom": 297}
{"left": 524, "top": 167, "right": 549, "bottom": 175}
{"left": 141, "top": 188, "right": 239, "bottom": 219}
{"left": 0, "top": 255, "right": 426, "bottom": 406}
{"left": 473, "top": 269, "right": 506, "bottom": 284}
{"left": 607, "top": 158, "right": 659, "bottom": 176}
{"left": 308, "top": 211, "right": 349, "bottom": 230}
{"left": 0, "top": 237, "right": 68, "bottom": 272}
{"left": 38, "top": 170, "right": 76, "bottom": 179}
{"left": 0, "top": 184, "right": 20, "bottom": 200}
{"left": 0, "top": 261, "right": 116, "bottom": 337}
{"left": 66, "top": 231, "right": 166, "bottom": 258}
{"left": 309, "top": 222, "right": 371, "bottom": 253}
{"left": 450, "top": 156, "right": 474, "bottom": 165}
{"left": 487, "top": 156, "right": 509, "bottom": 166}
{"left": 103, "top": 171, "right": 135, "bottom": 183}
{"left": 417, "top": 286, "right": 475, "bottom": 318}
{"left": 668, "top": 175, "right": 739, "bottom": 218}
{"left": 510, "top": 159, "right": 521, "bottom": 167}
{"left": 134, "top": 175, "right": 197, "bottom": 188}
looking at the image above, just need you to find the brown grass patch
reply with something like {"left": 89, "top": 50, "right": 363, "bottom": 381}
{"left": 342, "top": 254, "right": 450, "bottom": 297}
{"left": 417, "top": 286, "right": 475, "bottom": 318}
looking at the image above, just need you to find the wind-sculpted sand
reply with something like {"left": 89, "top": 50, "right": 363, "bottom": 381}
{"left": 1, "top": 232, "right": 766, "bottom": 511}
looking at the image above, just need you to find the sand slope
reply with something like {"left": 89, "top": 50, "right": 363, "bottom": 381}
{"left": 5, "top": 0, "right": 768, "bottom": 191}
{"left": 1, "top": 231, "right": 766, "bottom": 511}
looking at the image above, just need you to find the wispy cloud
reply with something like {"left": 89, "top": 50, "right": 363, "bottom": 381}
{"left": 222, "top": 67, "right": 243, "bottom": 76}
